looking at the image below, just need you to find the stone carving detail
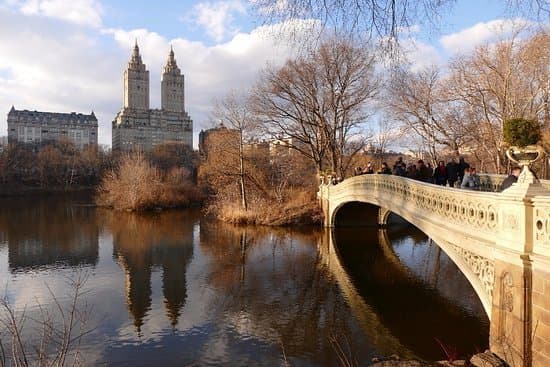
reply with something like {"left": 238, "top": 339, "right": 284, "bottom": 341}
{"left": 534, "top": 207, "right": 550, "bottom": 246}
{"left": 451, "top": 245, "right": 495, "bottom": 299}
{"left": 502, "top": 272, "right": 514, "bottom": 312}
{"left": 503, "top": 214, "right": 518, "bottom": 230}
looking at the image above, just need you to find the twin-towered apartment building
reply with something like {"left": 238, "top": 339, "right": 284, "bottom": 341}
{"left": 7, "top": 43, "right": 193, "bottom": 151}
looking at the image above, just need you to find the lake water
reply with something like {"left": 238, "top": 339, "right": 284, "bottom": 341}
{"left": 0, "top": 194, "right": 489, "bottom": 366}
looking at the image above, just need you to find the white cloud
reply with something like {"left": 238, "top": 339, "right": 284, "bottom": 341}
{"left": 8, "top": 0, "right": 103, "bottom": 27}
{"left": 191, "top": 0, "right": 247, "bottom": 42}
{"left": 394, "top": 37, "right": 442, "bottom": 72}
{"left": 440, "top": 18, "right": 531, "bottom": 55}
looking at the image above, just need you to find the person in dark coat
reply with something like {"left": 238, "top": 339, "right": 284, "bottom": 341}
{"left": 417, "top": 160, "right": 431, "bottom": 182}
{"left": 378, "top": 162, "right": 392, "bottom": 174}
{"left": 425, "top": 163, "right": 434, "bottom": 183}
{"left": 433, "top": 160, "right": 447, "bottom": 186}
{"left": 458, "top": 157, "right": 470, "bottom": 184}
{"left": 500, "top": 167, "right": 521, "bottom": 191}
{"left": 393, "top": 157, "right": 403, "bottom": 172}
{"left": 393, "top": 162, "right": 406, "bottom": 176}
{"left": 407, "top": 164, "right": 419, "bottom": 179}
{"left": 446, "top": 158, "right": 459, "bottom": 188}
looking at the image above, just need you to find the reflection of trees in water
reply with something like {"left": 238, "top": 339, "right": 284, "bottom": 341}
{"left": 106, "top": 210, "right": 195, "bottom": 331}
{"left": 334, "top": 226, "right": 489, "bottom": 360}
{"left": 0, "top": 195, "right": 99, "bottom": 270}
{"left": 199, "top": 221, "right": 373, "bottom": 365}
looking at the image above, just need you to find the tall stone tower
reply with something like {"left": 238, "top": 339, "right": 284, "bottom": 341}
{"left": 161, "top": 46, "right": 185, "bottom": 112}
{"left": 124, "top": 41, "right": 149, "bottom": 110}
{"left": 113, "top": 44, "right": 193, "bottom": 152}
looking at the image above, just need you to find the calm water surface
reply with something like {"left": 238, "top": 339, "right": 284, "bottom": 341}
{"left": 0, "top": 194, "right": 489, "bottom": 366}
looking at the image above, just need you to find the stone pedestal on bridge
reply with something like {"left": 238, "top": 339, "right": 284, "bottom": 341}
{"left": 490, "top": 258, "right": 533, "bottom": 367}
{"left": 492, "top": 170, "right": 550, "bottom": 367}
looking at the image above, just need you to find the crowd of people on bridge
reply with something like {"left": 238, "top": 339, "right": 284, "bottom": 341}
{"left": 353, "top": 157, "right": 521, "bottom": 191}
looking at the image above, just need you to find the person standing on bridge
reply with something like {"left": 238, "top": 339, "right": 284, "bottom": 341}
{"left": 458, "top": 157, "right": 470, "bottom": 184}
{"left": 500, "top": 166, "right": 521, "bottom": 191}
{"left": 393, "top": 157, "right": 403, "bottom": 172}
{"left": 406, "top": 163, "right": 419, "bottom": 179}
{"left": 363, "top": 162, "right": 375, "bottom": 174}
{"left": 461, "top": 167, "right": 480, "bottom": 190}
{"left": 378, "top": 162, "right": 392, "bottom": 174}
{"left": 417, "top": 160, "right": 431, "bottom": 182}
{"left": 393, "top": 162, "right": 406, "bottom": 176}
{"left": 446, "top": 158, "right": 459, "bottom": 188}
{"left": 433, "top": 160, "right": 447, "bottom": 186}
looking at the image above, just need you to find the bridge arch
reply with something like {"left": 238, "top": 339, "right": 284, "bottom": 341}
{"left": 331, "top": 199, "right": 493, "bottom": 318}
{"left": 333, "top": 202, "right": 410, "bottom": 228}
{"left": 332, "top": 201, "right": 380, "bottom": 227}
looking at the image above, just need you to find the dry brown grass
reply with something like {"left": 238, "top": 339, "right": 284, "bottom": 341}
{"left": 96, "top": 152, "right": 201, "bottom": 211}
{"left": 211, "top": 188, "right": 322, "bottom": 226}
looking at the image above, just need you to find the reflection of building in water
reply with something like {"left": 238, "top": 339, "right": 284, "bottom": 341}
{"left": 110, "top": 212, "right": 194, "bottom": 330}
{"left": 0, "top": 197, "right": 99, "bottom": 271}
{"left": 117, "top": 248, "right": 153, "bottom": 332}
{"left": 157, "top": 244, "right": 192, "bottom": 325}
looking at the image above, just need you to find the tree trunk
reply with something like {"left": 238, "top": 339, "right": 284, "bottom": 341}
{"left": 239, "top": 132, "right": 248, "bottom": 211}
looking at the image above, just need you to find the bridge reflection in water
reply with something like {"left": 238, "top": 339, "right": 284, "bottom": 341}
{"left": 318, "top": 223, "right": 489, "bottom": 361}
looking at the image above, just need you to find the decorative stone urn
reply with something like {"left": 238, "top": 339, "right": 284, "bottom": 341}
{"left": 503, "top": 118, "right": 545, "bottom": 184}
{"left": 505, "top": 144, "right": 545, "bottom": 167}
{"left": 505, "top": 144, "right": 545, "bottom": 184}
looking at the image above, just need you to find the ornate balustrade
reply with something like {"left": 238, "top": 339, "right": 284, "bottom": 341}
{"left": 320, "top": 174, "right": 503, "bottom": 234}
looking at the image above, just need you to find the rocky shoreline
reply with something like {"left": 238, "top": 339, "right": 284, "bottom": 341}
{"left": 369, "top": 351, "right": 507, "bottom": 367}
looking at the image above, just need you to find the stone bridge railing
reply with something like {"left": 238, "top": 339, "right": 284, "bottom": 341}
{"left": 318, "top": 171, "right": 550, "bottom": 367}
{"left": 320, "top": 173, "right": 550, "bottom": 193}
{"left": 320, "top": 174, "right": 504, "bottom": 234}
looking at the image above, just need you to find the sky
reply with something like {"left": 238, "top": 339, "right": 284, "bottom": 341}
{"left": 0, "top": 0, "right": 545, "bottom": 147}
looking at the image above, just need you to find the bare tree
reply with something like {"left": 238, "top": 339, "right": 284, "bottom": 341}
{"left": 447, "top": 29, "right": 549, "bottom": 172}
{"left": 386, "top": 66, "right": 469, "bottom": 160}
{"left": 205, "top": 90, "right": 261, "bottom": 211}
{"left": 250, "top": 0, "right": 548, "bottom": 51}
{"left": 252, "top": 39, "right": 379, "bottom": 178}
{"left": 369, "top": 115, "right": 405, "bottom": 166}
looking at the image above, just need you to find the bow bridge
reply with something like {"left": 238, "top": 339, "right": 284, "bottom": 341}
{"left": 318, "top": 170, "right": 550, "bottom": 367}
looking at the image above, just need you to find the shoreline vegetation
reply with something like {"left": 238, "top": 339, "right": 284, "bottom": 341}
{"left": 206, "top": 190, "right": 323, "bottom": 226}
{"left": 95, "top": 152, "right": 202, "bottom": 211}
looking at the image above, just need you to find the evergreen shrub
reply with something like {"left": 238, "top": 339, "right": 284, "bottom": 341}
{"left": 503, "top": 118, "right": 541, "bottom": 147}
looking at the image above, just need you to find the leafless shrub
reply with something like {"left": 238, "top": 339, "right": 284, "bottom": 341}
{"left": 96, "top": 152, "right": 201, "bottom": 211}
{"left": 0, "top": 272, "right": 94, "bottom": 367}
{"left": 209, "top": 187, "right": 322, "bottom": 226}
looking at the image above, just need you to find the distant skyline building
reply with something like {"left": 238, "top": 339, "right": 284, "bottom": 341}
{"left": 112, "top": 42, "right": 193, "bottom": 152}
{"left": 0, "top": 135, "right": 7, "bottom": 152}
{"left": 198, "top": 123, "right": 239, "bottom": 158}
{"left": 7, "top": 107, "right": 98, "bottom": 149}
